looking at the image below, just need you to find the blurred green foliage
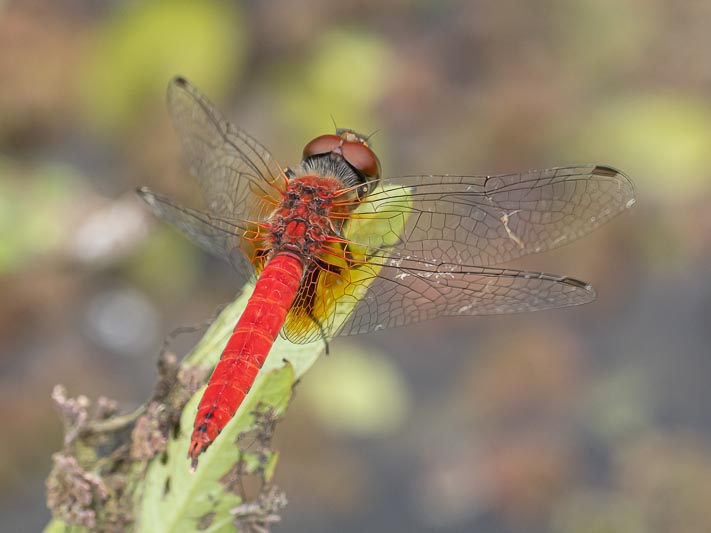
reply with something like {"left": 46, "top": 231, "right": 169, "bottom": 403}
{"left": 570, "top": 94, "right": 711, "bottom": 201}
{"left": 556, "top": 0, "right": 655, "bottom": 76}
{"left": 583, "top": 365, "right": 655, "bottom": 443}
{"left": 80, "top": 0, "right": 245, "bottom": 134}
{"left": 128, "top": 227, "right": 201, "bottom": 298}
{"left": 272, "top": 29, "right": 390, "bottom": 142}
{"left": 303, "top": 343, "right": 410, "bottom": 436}
{"left": 0, "top": 159, "right": 80, "bottom": 274}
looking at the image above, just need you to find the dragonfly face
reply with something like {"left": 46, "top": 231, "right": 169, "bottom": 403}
{"left": 302, "top": 129, "right": 381, "bottom": 179}
{"left": 301, "top": 129, "right": 381, "bottom": 200}
{"left": 137, "top": 76, "right": 636, "bottom": 467}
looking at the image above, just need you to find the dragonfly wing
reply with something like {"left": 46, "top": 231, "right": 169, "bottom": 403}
{"left": 350, "top": 165, "right": 635, "bottom": 267}
{"left": 280, "top": 165, "right": 633, "bottom": 343}
{"left": 137, "top": 188, "right": 258, "bottom": 283}
{"left": 279, "top": 255, "right": 594, "bottom": 344}
{"left": 167, "top": 77, "right": 284, "bottom": 222}
{"left": 337, "top": 260, "right": 595, "bottom": 337}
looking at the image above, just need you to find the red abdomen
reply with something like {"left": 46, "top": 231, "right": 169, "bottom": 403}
{"left": 188, "top": 252, "right": 303, "bottom": 467}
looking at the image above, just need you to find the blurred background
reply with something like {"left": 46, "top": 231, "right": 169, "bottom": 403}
{"left": 2, "top": 0, "right": 711, "bottom": 531}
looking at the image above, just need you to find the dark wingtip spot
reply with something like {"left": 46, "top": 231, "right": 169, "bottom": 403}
{"left": 562, "top": 276, "right": 592, "bottom": 290}
{"left": 592, "top": 165, "right": 620, "bottom": 178}
{"left": 173, "top": 75, "right": 187, "bottom": 86}
{"left": 591, "top": 165, "right": 636, "bottom": 205}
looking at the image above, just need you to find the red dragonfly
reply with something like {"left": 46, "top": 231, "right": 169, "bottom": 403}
{"left": 138, "top": 77, "right": 635, "bottom": 469}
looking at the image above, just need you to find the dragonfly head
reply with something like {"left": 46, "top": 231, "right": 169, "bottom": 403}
{"left": 302, "top": 129, "right": 381, "bottom": 199}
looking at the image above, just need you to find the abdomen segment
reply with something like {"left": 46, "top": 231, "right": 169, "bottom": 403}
{"left": 188, "top": 252, "right": 303, "bottom": 468}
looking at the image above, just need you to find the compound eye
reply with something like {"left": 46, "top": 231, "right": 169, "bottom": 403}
{"left": 302, "top": 134, "right": 341, "bottom": 159}
{"left": 342, "top": 141, "right": 381, "bottom": 179}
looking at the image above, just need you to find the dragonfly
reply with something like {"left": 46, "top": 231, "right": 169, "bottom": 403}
{"left": 138, "top": 76, "right": 635, "bottom": 469}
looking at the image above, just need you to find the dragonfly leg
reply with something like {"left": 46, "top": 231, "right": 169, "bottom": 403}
{"left": 307, "top": 309, "right": 330, "bottom": 355}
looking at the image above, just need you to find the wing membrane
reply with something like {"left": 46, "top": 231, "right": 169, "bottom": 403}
{"left": 344, "top": 165, "right": 635, "bottom": 267}
{"left": 281, "top": 165, "right": 634, "bottom": 342}
{"left": 166, "top": 77, "right": 284, "bottom": 222}
{"left": 137, "top": 188, "right": 259, "bottom": 282}
{"left": 340, "top": 260, "right": 595, "bottom": 337}
{"left": 281, "top": 255, "right": 595, "bottom": 343}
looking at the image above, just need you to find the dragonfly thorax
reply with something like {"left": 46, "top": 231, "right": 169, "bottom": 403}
{"left": 267, "top": 176, "right": 343, "bottom": 256}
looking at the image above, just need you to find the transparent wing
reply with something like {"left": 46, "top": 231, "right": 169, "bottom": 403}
{"left": 167, "top": 76, "right": 285, "bottom": 222}
{"left": 137, "top": 188, "right": 259, "bottom": 283}
{"left": 342, "top": 165, "right": 635, "bottom": 267}
{"left": 337, "top": 261, "right": 594, "bottom": 338}
{"left": 281, "top": 257, "right": 595, "bottom": 344}
{"left": 280, "top": 165, "right": 634, "bottom": 342}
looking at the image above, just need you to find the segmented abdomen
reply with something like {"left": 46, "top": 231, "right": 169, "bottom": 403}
{"left": 188, "top": 252, "right": 303, "bottom": 467}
